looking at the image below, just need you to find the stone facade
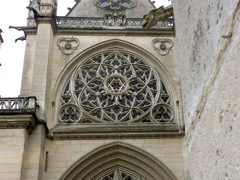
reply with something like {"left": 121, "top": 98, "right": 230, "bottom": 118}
{"left": 0, "top": 0, "right": 186, "bottom": 179}
{"left": 1, "top": 0, "right": 239, "bottom": 179}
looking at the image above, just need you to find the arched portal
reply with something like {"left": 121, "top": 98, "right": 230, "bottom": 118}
{"left": 60, "top": 142, "right": 178, "bottom": 180}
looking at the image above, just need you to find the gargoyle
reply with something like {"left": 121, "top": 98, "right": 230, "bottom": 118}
{"left": 26, "top": 0, "right": 41, "bottom": 19}
{"left": 9, "top": 26, "right": 28, "bottom": 43}
{"left": 142, "top": 5, "right": 173, "bottom": 29}
{"left": 15, "top": 36, "right": 26, "bottom": 43}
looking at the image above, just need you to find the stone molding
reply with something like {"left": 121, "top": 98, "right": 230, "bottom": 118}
{"left": 48, "top": 123, "right": 183, "bottom": 140}
{"left": 0, "top": 115, "right": 38, "bottom": 134}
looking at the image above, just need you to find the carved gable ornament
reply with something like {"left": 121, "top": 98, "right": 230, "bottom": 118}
{"left": 95, "top": 0, "right": 136, "bottom": 10}
{"left": 57, "top": 37, "right": 80, "bottom": 55}
{"left": 152, "top": 38, "right": 173, "bottom": 56}
{"left": 105, "top": 12, "right": 126, "bottom": 26}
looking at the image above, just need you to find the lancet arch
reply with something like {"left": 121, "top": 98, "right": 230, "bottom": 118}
{"left": 52, "top": 39, "right": 181, "bottom": 126}
{"left": 60, "top": 142, "right": 178, "bottom": 180}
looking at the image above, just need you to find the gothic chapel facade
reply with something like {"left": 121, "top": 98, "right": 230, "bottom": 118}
{"left": 1, "top": 0, "right": 239, "bottom": 179}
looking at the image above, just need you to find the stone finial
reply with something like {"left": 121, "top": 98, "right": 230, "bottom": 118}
{"left": 113, "top": 169, "right": 123, "bottom": 180}
{"left": 27, "top": 0, "right": 41, "bottom": 19}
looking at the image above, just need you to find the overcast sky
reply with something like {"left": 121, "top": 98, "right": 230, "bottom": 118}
{"left": 0, "top": 0, "right": 171, "bottom": 97}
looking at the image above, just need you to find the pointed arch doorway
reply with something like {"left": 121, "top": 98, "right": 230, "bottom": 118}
{"left": 60, "top": 142, "right": 177, "bottom": 180}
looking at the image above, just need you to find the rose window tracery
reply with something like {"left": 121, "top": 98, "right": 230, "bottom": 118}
{"left": 58, "top": 50, "right": 174, "bottom": 123}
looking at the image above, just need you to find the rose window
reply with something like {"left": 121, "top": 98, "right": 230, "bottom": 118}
{"left": 59, "top": 50, "right": 173, "bottom": 123}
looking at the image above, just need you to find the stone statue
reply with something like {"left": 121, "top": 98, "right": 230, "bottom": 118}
{"left": 27, "top": 0, "right": 41, "bottom": 19}
{"left": 113, "top": 169, "right": 123, "bottom": 180}
{"left": 142, "top": 5, "right": 173, "bottom": 29}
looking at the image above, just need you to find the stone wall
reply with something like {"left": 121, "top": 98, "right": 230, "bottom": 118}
{"left": 0, "top": 129, "right": 26, "bottom": 180}
{"left": 42, "top": 138, "right": 185, "bottom": 179}
{"left": 173, "top": 0, "right": 240, "bottom": 179}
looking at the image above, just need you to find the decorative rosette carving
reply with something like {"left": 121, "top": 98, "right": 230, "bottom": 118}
{"left": 152, "top": 38, "right": 173, "bottom": 56}
{"left": 57, "top": 37, "right": 80, "bottom": 55}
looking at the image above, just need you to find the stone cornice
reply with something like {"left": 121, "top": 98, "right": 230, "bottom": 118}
{"left": 0, "top": 114, "right": 38, "bottom": 134}
{"left": 48, "top": 123, "right": 184, "bottom": 140}
{"left": 0, "top": 97, "right": 39, "bottom": 133}
{"left": 25, "top": 28, "right": 175, "bottom": 36}
{"left": 55, "top": 29, "right": 175, "bottom": 36}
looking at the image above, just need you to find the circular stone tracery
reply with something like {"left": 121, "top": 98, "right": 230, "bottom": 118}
{"left": 76, "top": 51, "right": 158, "bottom": 122}
{"left": 59, "top": 50, "right": 174, "bottom": 123}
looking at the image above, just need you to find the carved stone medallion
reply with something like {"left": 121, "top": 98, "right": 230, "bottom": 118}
{"left": 57, "top": 37, "right": 80, "bottom": 55}
{"left": 152, "top": 38, "right": 173, "bottom": 56}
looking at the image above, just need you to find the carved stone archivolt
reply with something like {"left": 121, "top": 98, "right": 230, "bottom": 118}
{"left": 58, "top": 49, "right": 174, "bottom": 123}
{"left": 57, "top": 37, "right": 80, "bottom": 55}
{"left": 152, "top": 38, "right": 173, "bottom": 56}
{"left": 60, "top": 142, "right": 178, "bottom": 180}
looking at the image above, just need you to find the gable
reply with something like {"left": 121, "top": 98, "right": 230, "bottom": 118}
{"left": 66, "top": 0, "right": 156, "bottom": 18}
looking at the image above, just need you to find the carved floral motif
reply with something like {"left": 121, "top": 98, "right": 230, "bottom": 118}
{"left": 57, "top": 37, "right": 80, "bottom": 55}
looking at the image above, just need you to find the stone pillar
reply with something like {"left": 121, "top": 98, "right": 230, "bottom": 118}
{"left": 30, "top": 19, "right": 54, "bottom": 121}
{"left": 21, "top": 125, "right": 46, "bottom": 179}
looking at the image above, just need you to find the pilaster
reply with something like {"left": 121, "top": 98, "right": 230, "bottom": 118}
{"left": 31, "top": 20, "right": 53, "bottom": 121}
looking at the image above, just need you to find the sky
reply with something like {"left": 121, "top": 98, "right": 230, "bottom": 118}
{"left": 0, "top": 0, "right": 171, "bottom": 97}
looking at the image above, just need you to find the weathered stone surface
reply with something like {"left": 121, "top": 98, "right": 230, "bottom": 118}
{"left": 173, "top": 0, "right": 240, "bottom": 179}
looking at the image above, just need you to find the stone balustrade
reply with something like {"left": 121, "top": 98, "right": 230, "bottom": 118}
{"left": 27, "top": 16, "right": 174, "bottom": 30}
{"left": 0, "top": 97, "right": 39, "bottom": 133}
{"left": 0, "top": 96, "right": 37, "bottom": 112}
